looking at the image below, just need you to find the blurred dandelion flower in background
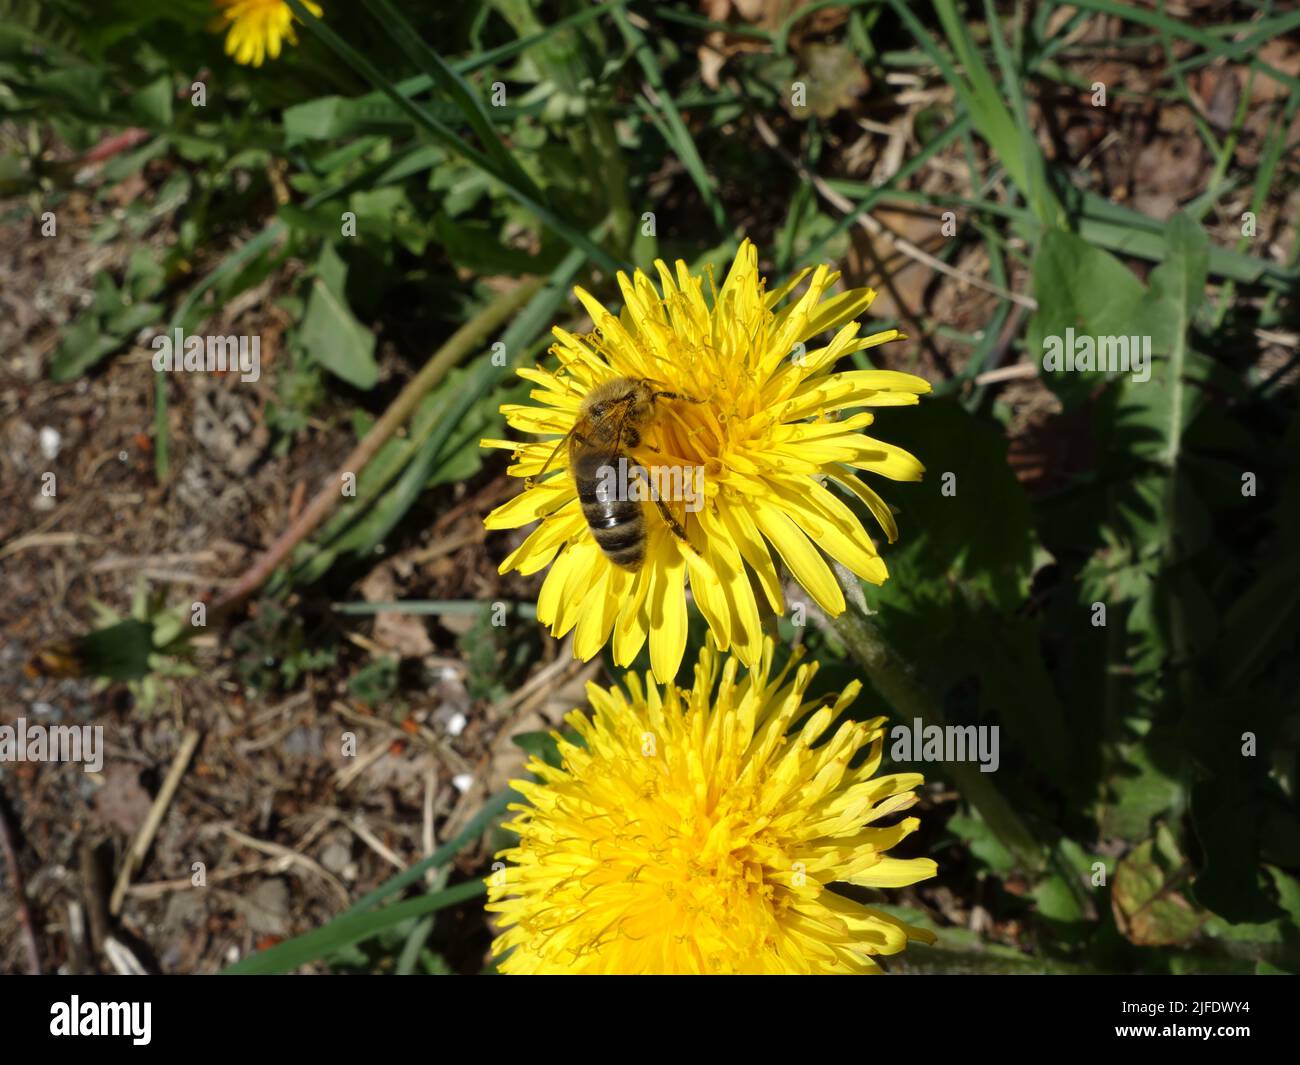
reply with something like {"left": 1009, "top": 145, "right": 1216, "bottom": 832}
{"left": 486, "top": 639, "right": 937, "bottom": 974}
{"left": 483, "top": 240, "right": 929, "bottom": 682}
{"left": 213, "top": 0, "right": 321, "bottom": 67}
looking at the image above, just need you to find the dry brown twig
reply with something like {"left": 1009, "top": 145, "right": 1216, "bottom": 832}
{"left": 109, "top": 728, "right": 202, "bottom": 917}
{"left": 749, "top": 111, "right": 1038, "bottom": 310}
{"left": 127, "top": 808, "right": 338, "bottom": 901}
{"left": 333, "top": 738, "right": 392, "bottom": 791}
{"left": 215, "top": 825, "right": 350, "bottom": 908}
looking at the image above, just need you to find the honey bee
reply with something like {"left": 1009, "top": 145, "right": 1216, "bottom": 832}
{"left": 532, "top": 377, "right": 701, "bottom": 571}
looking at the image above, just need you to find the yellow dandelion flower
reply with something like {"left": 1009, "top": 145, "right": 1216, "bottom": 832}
{"left": 212, "top": 0, "right": 321, "bottom": 67}
{"left": 486, "top": 638, "right": 937, "bottom": 974}
{"left": 482, "top": 239, "right": 929, "bottom": 683}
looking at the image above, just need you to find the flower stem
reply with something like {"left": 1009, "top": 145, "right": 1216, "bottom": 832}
{"left": 829, "top": 607, "right": 1045, "bottom": 872}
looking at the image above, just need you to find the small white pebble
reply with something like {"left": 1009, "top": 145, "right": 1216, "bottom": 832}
{"left": 451, "top": 772, "right": 474, "bottom": 794}
{"left": 446, "top": 712, "right": 468, "bottom": 737}
{"left": 39, "top": 426, "right": 62, "bottom": 459}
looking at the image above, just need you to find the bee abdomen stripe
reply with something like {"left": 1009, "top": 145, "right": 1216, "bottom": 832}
{"left": 592, "top": 524, "right": 643, "bottom": 553}
{"left": 580, "top": 497, "right": 639, "bottom": 527}
{"left": 605, "top": 542, "right": 645, "bottom": 569}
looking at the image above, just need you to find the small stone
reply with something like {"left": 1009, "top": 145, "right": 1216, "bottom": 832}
{"left": 320, "top": 841, "right": 352, "bottom": 874}
{"left": 39, "top": 427, "right": 62, "bottom": 459}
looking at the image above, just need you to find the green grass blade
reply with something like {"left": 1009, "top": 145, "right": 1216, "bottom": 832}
{"left": 221, "top": 788, "right": 519, "bottom": 973}
{"left": 651, "top": 4, "right": 774, "bottom": 41}
{"left": 221, "top": 880, "right": 486, "bottom": 974}
{"left": 920, "top": 0, "right": 1060, "bottom": 226}
{"left": 979, "top": 0, "right": 1062, "bottom": 227}
{"left": 457, "top": 0, "right": 627, "bottom": 74}
{"left": 395, "top": 915, "right": 435, "bottom": 975}
{"left": 361, "top": 0, "right": 540, "bottom": 199}
{"left": 1212, "top": 87, "right": 1300, "bottom": 325}
{"left": 283, "top": 0, "right": 623, "bottom": 273}
{"left": 344, "top": 789, "right": 518, "bottom": 918}
{"left": 1067, "top": 0, "right": 1300, "bottom": 93}
{"left": 614, "top": 6, "right": 728, "bottom": 231}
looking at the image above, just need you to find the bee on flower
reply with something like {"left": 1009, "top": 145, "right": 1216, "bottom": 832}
{"left": 482, "top": 240, "right": 930, "bottom": 682}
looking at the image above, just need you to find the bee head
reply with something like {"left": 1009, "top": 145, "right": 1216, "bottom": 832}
{"left": 582, "top": 377, "right": 658, "bottom": 423}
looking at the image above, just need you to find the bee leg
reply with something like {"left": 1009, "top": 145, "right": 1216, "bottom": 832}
{"left": 651, "top": 497, "right": 700, "bottom": 555}
{"left": 652, "top": 389, "right": 706, "bottom": 404}
{"left": 525, "top": 431, "right": 580, "bottom": 491}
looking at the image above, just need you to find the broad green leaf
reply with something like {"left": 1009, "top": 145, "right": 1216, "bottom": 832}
{"left": 78, "top": 618, "right": 156, "bottom": 681}
{"left": 1112, "top": 836, "right": 1205, "bottom": 947}
{"left": 299, "top": 243, "right": 379, "bottom": 390}
{"left": 867, "top": 398, "right": 1035, "bottom": 608}
{"left": 1101, "top": 744, "right": 1183, "bottom": 842}
{"left": 125, "top": 246, "right": 166, "bottom": 301}
{"left": 796, "top": 42, "right": 869, "bottom": 119}
{"left": 1033, "top": 874, "right": 1086, "bottom": 924}
{"left": 947, "top": 812, "right": 1015, "bottom": 876}
{"left": 32, "top": 65, "right": 104, "bottom": 111}
{"left": 1144, "top": 212, "right": 1209, "bottom": 466}
{"left": 350, "top": 186, "right": 429, "bottom": 254}
{"left": 974, "top": 616, "right": 1073, "bottom": 791}
{"left": 127, "top": 75, "right": 172, "bottom": 126}
{"left": 49, "top": 312, "right": 127, "bottom": 381}
{"left": 277, "top": 203, "right": 348, "bottom": 239}
{"left": 1027, "top": 230, "right": 1147, "bottom": 406}
{"left": 284, "top": 89, "right": 424, "bottom": 145}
